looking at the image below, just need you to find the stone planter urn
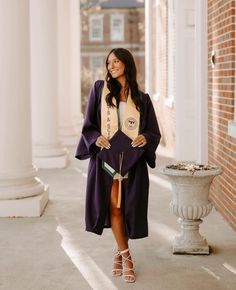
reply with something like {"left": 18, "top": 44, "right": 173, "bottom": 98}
{"left": 159, "top": 163, "right": 222, "bottom": 255}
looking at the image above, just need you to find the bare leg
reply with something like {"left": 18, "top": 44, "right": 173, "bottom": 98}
{"left": 110, "top": 179, "right": 135, "bottom": 282}
{"left": 110, "top": 180, "right": 128, "bottom": 249}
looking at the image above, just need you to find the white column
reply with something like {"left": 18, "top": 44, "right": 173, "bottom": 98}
{"left": 30, "top": 0, "right": 68, "bottom": 168}
{"left": 195, "top": 0, "right": 208, "bottom": 163}
{"left": 0, "top": 0, "right": 48, "bottom": 217}
{"left": 175, "top": 0, "right": 196, "bottom": 162}
{"left": 71, "top": 0, "right": 82, "bottom": 136}
{"left": 145, "top": 0, "right": 154, "bottom": 96}
{"left": 58, "top": 0, "right": 82, "bottom": 146}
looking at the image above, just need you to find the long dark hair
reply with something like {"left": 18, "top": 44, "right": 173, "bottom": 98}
{"left": 105, "top": 48, "right": 142, "bottom": 112}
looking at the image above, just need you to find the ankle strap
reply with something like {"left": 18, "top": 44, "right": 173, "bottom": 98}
{"left": 119, "top": 248, "right": 129, "bottom": 255}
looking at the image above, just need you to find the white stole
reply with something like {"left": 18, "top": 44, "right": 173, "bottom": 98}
{"left": 101, "top": 81, "right": 140, "bottom": 208}
{"left": 101, "top": 81, "right": 140, "bottom": 140}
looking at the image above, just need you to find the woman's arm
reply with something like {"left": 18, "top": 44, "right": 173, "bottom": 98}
{"left": 141, "top": 94, "right": 161, "bottom": 168}
{"left": 75, "top": 81, "right": 103, "bottom": 160}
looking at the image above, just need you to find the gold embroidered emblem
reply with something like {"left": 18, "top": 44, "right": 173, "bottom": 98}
{"left": 125, "top": 117, "right": 138, "bottom": 130}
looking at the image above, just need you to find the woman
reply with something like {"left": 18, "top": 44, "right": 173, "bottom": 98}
{"left": 75, "top": 48, "right": 161, "bottom": 283}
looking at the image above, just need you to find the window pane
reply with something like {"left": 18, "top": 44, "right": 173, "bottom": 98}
{"left": 89, "top": 15, "right": 103, "bottom": 41}
{"left": 111, "top": 15, "right": 124, "bottom": 41}
{"left": 91, "top": 56, "right": 103, "bottom": 71}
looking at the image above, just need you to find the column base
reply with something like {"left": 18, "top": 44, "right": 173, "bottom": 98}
{"left": 59, "top": 134, "right": 79, "bottom": 146}
{"left": 0, "top": 185, "right": 49, "bottom": 217}
{"left": 33, "top": 153, "right": 69, "bottom": 169}
{"left": 173, "top": 242, "right": 210, "bottom": 255}
{"left": 59, "top": 122, "right": 82, "bottom": 146}
{"left": 172, "top": 219, "right": 210, "bottom": 255}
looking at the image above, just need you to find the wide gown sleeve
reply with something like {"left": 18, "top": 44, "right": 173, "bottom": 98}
{"left": 75, "top": 81, "right": 102, "bottom": 160}
{"left": 141, "top": 94, "right": 161, "bottom": 168}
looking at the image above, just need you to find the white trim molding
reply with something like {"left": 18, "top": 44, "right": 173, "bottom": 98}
{"left": 145, "top": 0, "right": 153, "bottom": 95}
{"left": 153, "top": 92, "right": 160, "bottom": 102}
{"left": 165, "top": 95, "right": 175, "bottom": 108}
{"left": 227, "top": 18, "right": 236, "bottom": 138}
{"left": 228, "top": 121, "right": 236, "bottom": 138}
{"left": 167, "top": 0, "right": 175, "bottom": 108}
{"left": 195, "top": 0, "right": 208, "bottom": 163}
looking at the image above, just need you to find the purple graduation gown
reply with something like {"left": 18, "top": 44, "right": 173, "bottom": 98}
{"left": 75, "top": 80, "right": 161, "bottom": 239}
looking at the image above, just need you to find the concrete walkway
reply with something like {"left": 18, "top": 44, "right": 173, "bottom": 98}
{"left": 0, "top": 147, "right": 236, "bottom": 290}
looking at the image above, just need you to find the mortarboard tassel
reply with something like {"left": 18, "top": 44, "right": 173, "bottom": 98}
{"left": 117, "top": 152, "right": 124, "bottom": 208}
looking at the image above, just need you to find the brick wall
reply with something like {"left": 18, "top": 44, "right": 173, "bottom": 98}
{"left": 208, "top": 0, "right": 236, "bottom": 231}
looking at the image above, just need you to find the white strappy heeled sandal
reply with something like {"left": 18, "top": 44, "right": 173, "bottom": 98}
{"left": 112, "top": 250, "right": 123, "bottom": 276}
{"left": 120, "top": 248, "right": 136, "bottom": 283}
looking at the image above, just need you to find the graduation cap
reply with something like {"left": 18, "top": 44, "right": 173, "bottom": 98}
{"left": 97, "top": 130, "right": 145, "bottom": 177}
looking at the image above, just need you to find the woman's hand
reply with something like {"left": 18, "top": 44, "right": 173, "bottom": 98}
{"left": 95, "top": 135, "right": 111, "bottom": 149}
{"left": 131, "top": 135, "right": 147, "bottom": 147}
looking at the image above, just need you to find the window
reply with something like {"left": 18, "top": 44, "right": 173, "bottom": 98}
{"left": 89, "top": 14, "right": 103, "bottom": 41}
{"left": 110, "top": 14, "right": 124, "bottom": 41}
{"left": 90, "top": 56, "right": 104, "bottom": 80}
{"left": 90, "top": 56, "right": 103, "bottom": 72}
